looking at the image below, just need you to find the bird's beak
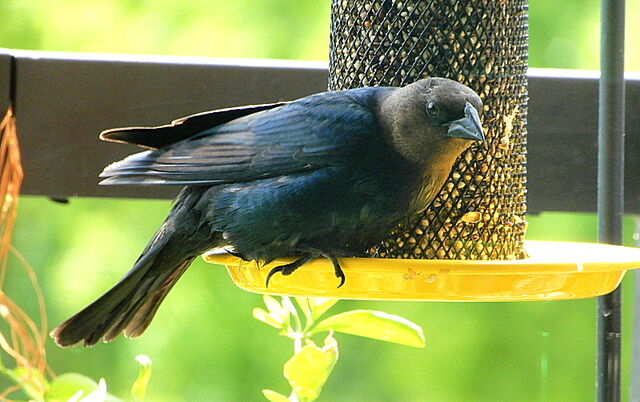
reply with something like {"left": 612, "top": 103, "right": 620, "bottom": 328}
{"left": 445, "top": 102, "right": 485, "bottom": 142}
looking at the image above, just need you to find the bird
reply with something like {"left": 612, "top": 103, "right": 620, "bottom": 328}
{"left": 51, "top": 77, "right": 484, "bottom": 347}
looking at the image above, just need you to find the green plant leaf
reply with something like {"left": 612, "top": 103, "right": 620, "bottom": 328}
{"left": 263, "top": 295, "right": 285, "bottom": 318}
{"left": 45, "top": 372, "right": 98, "bottom": 401}
{"left": 262, "top": 389, "right": 291, "bottom": 402}
{"left": 311, "top": 310, "right": 425, "bottom": 348}
{"left": 74, "top": 378, "right": 109, "bottom": 402}
{"left": 307, "top": 298, "right": 339, "bottom": 321}
{"left": 131, "top": 354, "right": 152, "bottom": 402}
{"left": 45, "top": 374, "right": 121, "bottom": 402}
{"left": 283, "top": 333, "right": 338, "bottom": 402}
{"left": 9, "top": 366, "right": 46, "bottom": 400}
{"left": 263, "top": 295, "right": 290, "bottom": 329}
{"left": 77, "top": 378, "right": 107, "bottom": 402}
{"left": 281, "top": 297, "right": 297, "bottom": 316}
{"left": 281, "top": 297, "right": 301, "bottom": 332}
{"left": 294, "top": 297, "right": 312, "bottom": 321}
{"left": 253, "top": 307, "right": 283, "bottom": 329}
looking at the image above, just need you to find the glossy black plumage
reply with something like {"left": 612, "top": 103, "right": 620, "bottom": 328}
{"left": 51, "top": 78, "right": 483, "bottom": 347}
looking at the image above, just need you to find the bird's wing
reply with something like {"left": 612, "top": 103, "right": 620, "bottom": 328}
{"left": 100, "top": 102, "right": 287, "bottom": 150}
{"left": 99, "top": 90, "right": 385, "bottom": 185}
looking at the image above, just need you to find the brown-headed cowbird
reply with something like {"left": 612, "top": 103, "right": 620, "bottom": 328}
{"left": 51, "top": 77, "right": 483, "bottom": 347}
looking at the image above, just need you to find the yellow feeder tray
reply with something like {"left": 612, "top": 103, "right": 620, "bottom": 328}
{"left": 203, "top": 241, "right": 640, "bottom": 301}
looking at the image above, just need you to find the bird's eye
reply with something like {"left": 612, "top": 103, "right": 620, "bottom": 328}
{"left": 426, "top": 101, "right": 439, "bottom": 116}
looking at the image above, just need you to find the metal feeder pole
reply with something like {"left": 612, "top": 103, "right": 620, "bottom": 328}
{"left": 596, "top": 0, "right": 625, "bottom": 400}
{"left": 634, "top": 217, "right": 640, "bottom": 401}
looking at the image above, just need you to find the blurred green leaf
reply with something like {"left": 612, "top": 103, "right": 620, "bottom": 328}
{"left": 131, "top": 355, "right": 152, "bottom": 402}
{"left": 262, "top": 389, "right": 291, "bottom": 402}
{"left": 253, "top": 307, "right": 283, "bottom": 329}
{"left": 281, "top": 297, "right": 297, "bottom": 317}
{"left": 263, "top": 295, "right": 284, "bottom": 317}
{"left": 45, "top": 373, "right": 98, "bottom": 401}
{"left": 73, "top": 378, "right": 108, "bottom": 402}
{"left": 263, "top": 295, "right": 290, "bottom": 329}
{"left": 307, "top": 298, "right": 339, "bottom": 321}
{"left": 8, "top": 366, "right": 46, "bottom": 400}
{"left": 311, "top": 310, "right": 425, "bottom": 348}
{"left": 294, "top": 297, "right": 312, "bottom": 322}
{"left": 283, "top": 333, "right": 338, "bottom": 402}
{"left": 46, "top": 374, "right": 121, "bottom": 402}
{"left": 281, "top": 297, "right": 301, "bottom": 332}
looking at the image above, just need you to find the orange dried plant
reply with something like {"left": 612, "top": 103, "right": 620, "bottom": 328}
{"left": 0, "top": 106, "right": 49, "bottom": 400}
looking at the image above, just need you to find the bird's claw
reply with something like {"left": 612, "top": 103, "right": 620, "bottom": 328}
{"left": 325, "top": 254, "right": 346, "bottom": 288}
{"left": 335, "top": 268, "right": 346, "bottom": 288}
{"left": 264, "top": 253, "right": 346, "bottom": 288}
{"left": 265, "top": 265, "right": 291, "bottom": 288}
{"left": 265, "top": 256, "right": 312, "bottom": 287}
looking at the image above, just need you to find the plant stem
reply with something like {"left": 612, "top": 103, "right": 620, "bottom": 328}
{"left": 287, "top": 335, "right": 304, "bottom": 402}
{"left": 293, "top": 336, "right": 303, "bottom": 355}
{"left": 0, "top": 360, "right": 44, "bottom": 401}
{"left": 288, "top": 391, "right": 300, "bottom": 402}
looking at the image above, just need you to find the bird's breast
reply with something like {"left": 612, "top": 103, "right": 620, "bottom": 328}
{"left": 409, "top": 160, "right": 455, "bottom": 214}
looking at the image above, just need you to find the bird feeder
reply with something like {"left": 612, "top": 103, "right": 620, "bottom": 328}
{"left": 206, "top": 241, "right": 640, "bottom": 301}
{"left": 206, "top": 0, "right": 640, "bottom": 303}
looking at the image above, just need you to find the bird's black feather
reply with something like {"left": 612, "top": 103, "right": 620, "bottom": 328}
{"left": 100, "top": 102, "right": 286, "bottom": 149}
{"left": 99, "top": 89, "right": 392, "bottom": 185}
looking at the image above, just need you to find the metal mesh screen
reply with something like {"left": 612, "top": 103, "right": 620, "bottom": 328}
{"left": 329, "top": 0, "right": 528, "bottom": 260}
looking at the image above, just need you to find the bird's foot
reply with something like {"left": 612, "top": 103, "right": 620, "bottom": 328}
{"left": 264, "top": 249, "right": 348, "bottom": 288}
{"left": 265, "top": 255, "right": 313, "bottom": 287}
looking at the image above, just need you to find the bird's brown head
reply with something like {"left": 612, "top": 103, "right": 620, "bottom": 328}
{"left": 379, "top": 77, "right": 484, "bottom": 167}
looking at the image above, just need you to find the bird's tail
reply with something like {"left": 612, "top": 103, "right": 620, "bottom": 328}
{"left": 50, "top": 252, "right": 193, "bottom": 347}
{"left": 51, "top": 187, "right": 215, "bottom": 347}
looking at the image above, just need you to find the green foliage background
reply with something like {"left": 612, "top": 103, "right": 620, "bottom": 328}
{"left": 2, "top": 0, "right": 639, "bottom": 400}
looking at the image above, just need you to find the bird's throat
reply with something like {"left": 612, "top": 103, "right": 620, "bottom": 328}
{"left": 410, "top": 153, "right": 460, "bottom": 214}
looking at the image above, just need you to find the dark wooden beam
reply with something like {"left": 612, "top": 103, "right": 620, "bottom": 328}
{"left": 0, "top": 53, "right": 12, "bottom": 113}
{"left": 3, "top": 50, "right": 639, "bottom": 213}
{"left": 528, "top": 71, "right": 639, "bottom": 214}
{"left": 12, "top": 51, "right": 328, "bottom": 200}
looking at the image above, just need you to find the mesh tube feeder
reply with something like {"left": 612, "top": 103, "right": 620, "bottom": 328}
{"left": 328, "top": 0, "right": 528, "bottom": 260}
{"left": 206, "top": 0, "right": 640, "bottom": 301}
